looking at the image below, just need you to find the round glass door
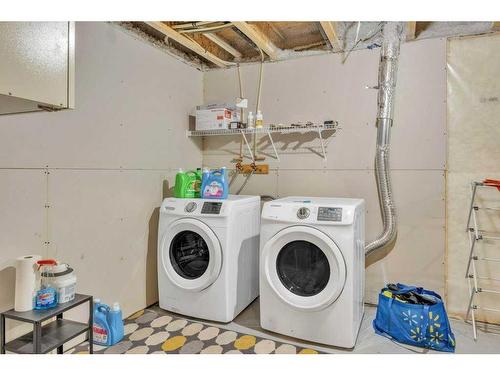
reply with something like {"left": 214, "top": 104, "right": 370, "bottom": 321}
{"left": 276, "top": 240, "right": 330, "bottom": 297}
{"left": 262, "top": 226, "right": 346, "bottom": 311}
{"left": 170, "top": 231, "right": 210, "bottom": 279}
{"left": 161, "top": 218, "right": 222, "bottom": 292}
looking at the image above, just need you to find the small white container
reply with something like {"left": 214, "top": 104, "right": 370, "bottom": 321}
{"left": 247, "top": 111, "right": 254, "bottom": 129}
{"left": 51, "top": 263, "right": 77, "bottom": 304}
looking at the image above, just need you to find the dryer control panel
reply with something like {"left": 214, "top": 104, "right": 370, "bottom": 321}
{"left": 261, "top": 197, "right": 364, "bottom": 226}
{"left": 317, "top": 207, "right": 342, "bottom": 222}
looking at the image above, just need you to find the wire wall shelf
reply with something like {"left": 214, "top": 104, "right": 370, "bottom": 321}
{"left": 186, "top": 122, "right": 338, "bottom": 137}
{"left": 186, "top": 122, "right": 339, "bottom": 162}
{"left": 465, "top": 181, "right": 500, "bottom": 340}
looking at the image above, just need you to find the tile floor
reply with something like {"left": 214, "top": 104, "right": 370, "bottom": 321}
{"left": 194, "top": 298, "right": 500, "bottom": 354}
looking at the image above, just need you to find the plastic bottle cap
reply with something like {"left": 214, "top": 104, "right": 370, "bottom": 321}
{"left": 112, "top": 302, "right": 120, "bottom": 311}
{"left": 94, "top": 298, "right": 101, "bottom": 304}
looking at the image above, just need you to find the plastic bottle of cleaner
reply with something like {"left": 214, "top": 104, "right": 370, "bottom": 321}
{"left": 34, "top": 259, "right": 58, "bottom": 310}
{"left": 93, "top": 303, "right": 112, "bottom": 346}
{"left": 255, "top": 110, "right": 263, "bottom": 128}
{"left": 108, "top": 302, "right": 124, "bottom": 345}
{"left": 174, "top": 168, "right": 202, "bottom": 198}
{"left": 247, "top": 111, "right": 254, "bottom": 129}
{"left": 201, "top": 167, "right": 228, "bottom": 199}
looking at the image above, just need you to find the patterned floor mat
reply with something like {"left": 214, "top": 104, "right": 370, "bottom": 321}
{"left": 69, "top": 305, "right": 323, "bottom": 354}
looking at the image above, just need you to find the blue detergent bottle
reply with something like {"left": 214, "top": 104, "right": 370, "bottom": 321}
{"left": 108, "top": 302, "right": 124, "bottom": 345}
{"left": 201, "top": 167, "right": 228, "bottom": 199}
{"left": 93, "top": 303, "right": 112, "bottom": 346}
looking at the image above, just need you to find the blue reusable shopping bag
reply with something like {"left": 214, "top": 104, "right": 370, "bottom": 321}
{"left": 373, "top": 283, "right": 456, "bottom": 352}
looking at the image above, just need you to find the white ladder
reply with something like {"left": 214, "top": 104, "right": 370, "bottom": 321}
{"left": 465, "top": 181, "right": 500, "bottom": 340}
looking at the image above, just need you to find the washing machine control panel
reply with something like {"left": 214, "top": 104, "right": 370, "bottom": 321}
{"left": 201, "top": 202, "right": 223, "bottom": 214}
{"left": 296, "top": 207, "right": 310, "bottom": 219}
{"left": 317, "top": 207, "right": 343, "bottom": 222}
{"left": 185, "top": 202, "right": 197, "bottom": 213}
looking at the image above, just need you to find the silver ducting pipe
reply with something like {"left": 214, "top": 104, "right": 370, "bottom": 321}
{"left": 365, "top": 22, "right": 403, "bottom": 257}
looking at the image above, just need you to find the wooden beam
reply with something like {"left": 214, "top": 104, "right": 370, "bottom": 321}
{"left": 232, "top": 21, "right": 279, "bottom": 60}
{"left": 203, "top": 33, "right": 242, "bottom": 58}
{"left": 406, "top": 22, "right": 417, "bottom": 41}
{"left": 145, "top": 21, "right": 230, "bottom": 68}
{"left": 319, "top": 22, "right": 341, "bottom": 52}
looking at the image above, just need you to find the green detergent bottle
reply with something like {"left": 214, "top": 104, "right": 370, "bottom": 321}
{"left": 174, "top": 168, "right": 202, "bottom": 198}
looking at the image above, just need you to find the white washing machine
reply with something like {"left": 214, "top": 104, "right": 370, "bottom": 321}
{"left": 158, "top": 195, "right": 260, "bottom": 322}
{"left": 260, "top": 196, "right": 365, "bottom": 348}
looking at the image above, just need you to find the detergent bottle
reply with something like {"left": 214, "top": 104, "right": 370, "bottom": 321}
{"left": 201, "top": 167, "right": 228, "bottom": 199}
{"left": 93, "top": 303, "right": 112, "bottom": 346}
{"left": 108, "top": 302, "right": 124, "bottom": 345}
{"left": 174, "top": 168, "right": 202, "bottom": 198}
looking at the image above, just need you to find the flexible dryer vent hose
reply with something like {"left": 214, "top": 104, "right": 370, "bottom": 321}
{"left": 365, "top": 22, "right": 403, "bottom": 257}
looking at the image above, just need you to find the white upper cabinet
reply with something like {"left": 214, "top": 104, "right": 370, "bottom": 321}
{"left": 0, "top": 22, "right": 75, "bottom": 115}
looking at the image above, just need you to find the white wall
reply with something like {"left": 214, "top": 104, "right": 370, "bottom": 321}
{"left": 0, "top": 22, "right": 203, "bottom": 341}
{"left": 203, "top": 38, "right": 447, "bottom": 304}
{"left": 446, "top": 33, "right": 500, "bottom": 322}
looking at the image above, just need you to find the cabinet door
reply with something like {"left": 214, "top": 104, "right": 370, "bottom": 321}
{"left": 0, "top": 22, "right": 74, "bottom": 111}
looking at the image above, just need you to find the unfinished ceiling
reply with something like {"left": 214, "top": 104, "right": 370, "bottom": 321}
{"left": 119, "top": 21, "right": 500, "bottom": 70}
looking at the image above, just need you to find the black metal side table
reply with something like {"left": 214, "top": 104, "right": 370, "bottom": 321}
{"left": 0, "top": 293, "right": 93, "bottom": 354}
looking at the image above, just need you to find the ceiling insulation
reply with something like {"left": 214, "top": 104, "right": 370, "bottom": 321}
{"left": 118, "top": 21, "right": 500, "bottom": 70}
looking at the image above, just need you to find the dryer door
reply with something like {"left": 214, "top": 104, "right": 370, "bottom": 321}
{"left": 262, "top": 225, "right": 346, "bottom": 311}
{"left": 160, "top": 218, "right": 222, "bottom": 292}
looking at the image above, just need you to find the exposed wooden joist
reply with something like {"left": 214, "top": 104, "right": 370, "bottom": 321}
{"left": 145, "top": 21, "right": 231, "bottom": 68}
{"left": 407, "top": 22, "right": 417, "bottom": 41}
{"left": 232, "top": 21, "right": 280, "bottom": 60}
{"left": 319, "top": 22, "right": 341, "bottom": 52}
{"left": 203, "top": 33, "right": 242, "bottom": 58}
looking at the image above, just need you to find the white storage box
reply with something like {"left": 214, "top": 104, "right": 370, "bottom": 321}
{"left": 196, "top": 105, "right": 240, "bottom": 131}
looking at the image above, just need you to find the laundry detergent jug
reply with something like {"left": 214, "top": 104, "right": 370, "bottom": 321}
{"left": 201, "top": 167, "right": 228, "bottom": 199}
{"left": 174, "top": 168, "right": 202, "bottom": 198}
{"left": 108, "top": 302, "right": 124, "bottom": 345}
{"left": 93, "top": 303, "right": 112, "bottom": 346}
{"left": 92, "top": 300, "right": 124, "bottom": 346}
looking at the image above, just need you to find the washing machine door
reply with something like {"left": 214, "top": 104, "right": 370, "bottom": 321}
{"left": 161, "top": 218, "right": 222, "bottom": 292}
{"left": 262, "top": 225, "right": 346, "bottom": 311}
